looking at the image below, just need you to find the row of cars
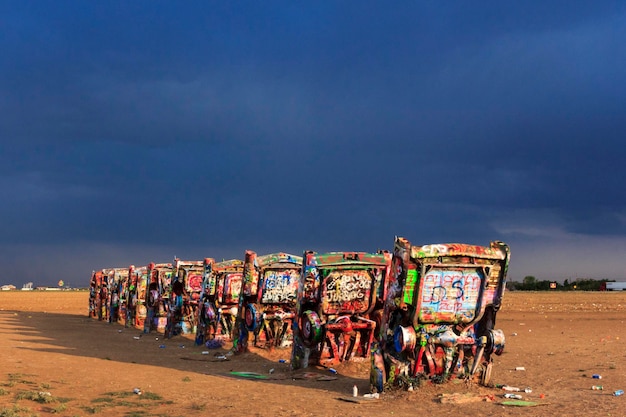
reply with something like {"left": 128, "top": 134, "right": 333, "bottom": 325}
{"left": 88, "top": 236, "right": 510, "bottom": 392}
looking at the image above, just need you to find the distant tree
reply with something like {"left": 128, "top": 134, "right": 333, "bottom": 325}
{"left": 521, "top": 276, "right": 537, "bottom": 290}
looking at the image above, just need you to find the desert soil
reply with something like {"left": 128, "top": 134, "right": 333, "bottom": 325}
{"left": 1, "top": 290, "right": 626, "bottom": 417}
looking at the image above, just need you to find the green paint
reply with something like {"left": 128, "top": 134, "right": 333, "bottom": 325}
{"left": 403, "top": 269, "right": 418, "bottom": 304}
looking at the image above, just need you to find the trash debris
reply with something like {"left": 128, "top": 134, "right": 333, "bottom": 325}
{"left": 592, "top": 374, "right": 602, "bottom": 379}
{"left": 515, "top": 367, "right": 526, "bottom": 371}
{"left": 178, "top": 344, "right": 185, "bottom": 348}
{"left": 133, "top": 336, "right": 141, "bottom": 340}
{"left": 500, "top": 385, "right": 521, "bottom": 392}
{"left": 201, "top": 351, "right": 209, "bottom": 355}
{"left": 215, "top": 354, "right": 228, "bottom": 360}
{"left": 278, "top": 359, "right": 288, "bottom": 363}
{"left": 504, "top": 394, "right": 523, "bottom": 400}
{"left": 328, "top": 368, "right": 338, "bottom": 374}
{"left": 133, "top": 388, "right": 142, "bottom": 395}
{"left": 592, "top": 386, "right": 603, "bottom": 390}
{"left": 614, "top": 390, "right": 624, "bottom": 397}
{"left": 269, "top": 368, "right": 275, "bottom": 374}
{"left": 500, "top": 400, "right": 546, "bottom": 407}
{"left": 363, "top": 393, "right": 380, "bottom": 399}
{"left": 205, "top": 339, "right": 225, "bottom": 349}
{"left": 228, "top": 371, "right": 269, "bottom": 380}
{"left": 159, "top": 344, "right": 166, "bottom": 348}
{"left": 337, "top": 395, "right": 379, "bottom": 404}
{"left": 353, "top": 385, "right": 358, "bottom": 397}
{"left": 437, "top": 393, "right": 493, "bottom": 404}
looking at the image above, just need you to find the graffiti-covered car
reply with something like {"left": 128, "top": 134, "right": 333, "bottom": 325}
{"left": 235, "top": 251, "right": 303, "bottom": 352}
{"left": 127, "top": 265, "right": 149, "bottom": 330}
{"left": 89, "top": 270, "right": 105, "bottom": 319}
{"left": 102, "top": 267, "right": 129, "bottom": 325}
{"left": 144, "top": 262, "right": 173, "bottom": 333}
{"left": 171, "top": 259, "right": 204, "bottom": 334}
{"left": 291, "top": 251, "right": 393, "bottom": 369}
{"left": 371, "top": 237, "right": 510, "bottom": 392}
{"left": 195, "top": 258, "right": 243, "bottom": 344}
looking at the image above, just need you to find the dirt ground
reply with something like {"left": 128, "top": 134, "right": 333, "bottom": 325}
{"left": 1, "top": 291, "right": 626, "bottom": 417}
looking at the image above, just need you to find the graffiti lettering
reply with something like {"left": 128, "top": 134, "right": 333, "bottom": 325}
{"left": 420, "top": 269, "right": 482, "bottom": 321}
{"left": 261, "top": 269, "right": 299, "bottom": 304}
{"left": 324, "top": 271, "right": 371, "bottom": 304}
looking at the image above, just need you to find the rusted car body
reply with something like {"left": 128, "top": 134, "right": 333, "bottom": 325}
{"left": 144, "top": 262, "right": 173, "bottom": 333}
{"left": 195, "top": 258, "right": 244, "bottom": 344}
{"left": 235, "top": 251, "right": 303, "bottom": 352}
{"left": 171, "top": 259, "right": 204, "bottom": 334}
{"left": 89, "top": 270, "right": 105, "bottom": 319}
{"left": 291, "top": 251, "right": 393, "bottom": 369}
{"left": 102, "top": 267, "right": 129, "bottom": 324}
{"left": 127, "top": 265, "right": 149, "bottom": 330}
{"left": 370, "top": 237, "right": 510, "bottom": 391}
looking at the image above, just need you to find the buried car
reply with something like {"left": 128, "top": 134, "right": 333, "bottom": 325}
{"left": 195, "top": 258, "right": 244, "bottom": 344}
{"left": 102, "top": 267, "right": 129, "bottom": 325}
{"left": 291, "top": 250, "right": 393, "bottom": 369}
{"left": 144, "top": 262, "right": 173, "bottom": 333}
{"left": 235, "top": 251, "right": 303, "bottom": 352}
{"left": 370, "top": 237, "right": 510, "bottom": 392}
{"left": 171, "top": 259, "right": 204, "bottom": 334}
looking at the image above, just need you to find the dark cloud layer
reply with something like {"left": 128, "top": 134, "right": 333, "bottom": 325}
{"left": 2, "top": 1, "right": 626, "bottom": 286}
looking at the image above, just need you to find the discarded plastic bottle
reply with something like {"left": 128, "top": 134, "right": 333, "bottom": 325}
{"left": 501, "top": 385, "right": 521, "bottom": 392}
{"left": 278, "top": 359, "right": 287, "bottom": 363}
{"left": 591, "top": 386, "right": 603, "bottom": 390}
{"left": 159, "top": 344, "right": 166, "bottom": 348}
{"left": 504, "top": 394, "right": 523, "bottom": 400}
{"left": 329, "top": 368, "right": 338, "bottom": 374}
{"left": 614, "top": 390, "right": 624, "bottom": 397}
{"left": 592, "top": 374, "right": 602, "bottom": 379}
{"left": 524, "top": 387, "right": 532, "bottom": 393}
{"left": 133, "top": 388, "right": 142, "bottom": 395}
{"left": 515, "top": 367, "right": 526, "bottom": 371}
{"left": 353, "top": 385, "right": 358, "bottom": 397}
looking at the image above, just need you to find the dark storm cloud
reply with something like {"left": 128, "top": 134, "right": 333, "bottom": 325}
{"left": 2, "top": 1, "right": 626, "bottom": 285}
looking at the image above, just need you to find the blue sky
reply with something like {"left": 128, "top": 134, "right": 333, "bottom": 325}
{"left": 2, "top": 1, "right": 626, "bottom": 287}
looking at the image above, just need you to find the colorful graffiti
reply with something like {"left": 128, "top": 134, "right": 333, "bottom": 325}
{"left": 236, "top": 251, "right": 303, "bottom": 352}
{"left": 195, "top": 259, "right": 244, "bottom": 344}
{"left": 322, "top": 270, "right": 373, "bottom": 314}
{"left": 87, "top": 234, "right": 510, "bottom": 395}
{"left": 291, "top": 250, "right": 392, "bottom": 369}
{"left": 372, "top": 236, "right": 510, "bottom": 392}
{"left": 261, "top": 269, "right": 299, "bottom": 304}
{"left": 418, "top": 268, "right": 482, "bottom": 323}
